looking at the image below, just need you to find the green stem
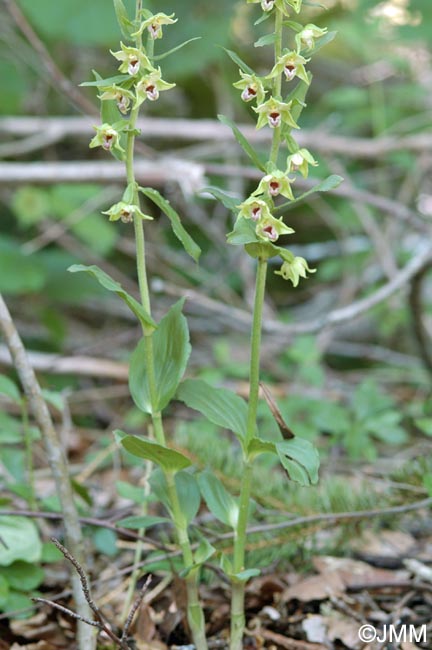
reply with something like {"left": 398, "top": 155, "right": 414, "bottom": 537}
{"left": 122, "top": 5, "right": 207, "bottom": 646}
{"left": 230, "top": 7, "right": 284, "bottom": 649}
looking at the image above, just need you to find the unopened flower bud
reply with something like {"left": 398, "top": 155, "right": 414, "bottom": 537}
{"left": 275, "top": 256, "right": 315, "bottom": 286}
{"left": 102, "top": 201, "right": 153, "bottom": 223}
{"left": 296, "top": 24, "right": 328, "bottom": 52}
{"left": 287, "top": 148, "right": 318, "bottom": 178}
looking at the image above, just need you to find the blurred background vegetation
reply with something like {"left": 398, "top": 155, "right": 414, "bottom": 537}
{"left": 1, "top": 0, "right": 432, "bottom": 622}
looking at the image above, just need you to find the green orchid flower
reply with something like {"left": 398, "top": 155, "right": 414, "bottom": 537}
{"left": 102, "top": 201, "right": 153, "bottom": 224}
{"left": 267, "top": 51, "right": 310, "bottom": 84}
{"left": 89, "top": 123, "right": 124, "bottom": 154}
{"left": 237, "top": 197, "right": 272, "bottom": 222}
{"left": 233, "top": 71, "right": 266, "bottom": 105}
{"left": 286, "top": 148, "right": 318, "bottom": 178}
{"left": 110, "top": 43, "right": 152, "bottom": 76}
{"left": 133, "top": 12, "right": 177, "bottom": 40}
{"left": 98, "top": 85, "right": 135, "bottom": 114}
{"left": 253, "top": 97, "right": 299, "bottom": 130}
{"left": 135, "top": 68, "right": 175, "bottom": 106}
{"left": 256, "top": 215, "right": 294, "bottom": 242}
{"left": 252, "top": 170, "right": 295, "bottom": 200}
{"left": 275, "top": 256, "right": 315, "bottom": 286}
{"left": 296, "top": 24, "right": 328, "bottom": 52}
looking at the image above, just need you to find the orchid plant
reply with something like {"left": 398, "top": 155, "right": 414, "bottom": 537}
{"left": 69, "top": 0, "right": 341, "bottom": 649}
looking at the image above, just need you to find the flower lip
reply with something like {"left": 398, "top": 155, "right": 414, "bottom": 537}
{"left": 251, "top": 206, "right": 262, "bottom": 221}
{"left": 269, "top": 181, "right": 281, "bottom": 196}
{"left": 149, "top": 23, "right": 161, "bottom": 38}
{"left": 145, "top": 84, "right": 159, "bottom": 101}
{"left": 261, "top": 0, "right": 275, "bottom": 10}
{"left": 128, "top": 58, "right": 140, "bottom": 75}
{"left": 268, "top": 112, "right": 281, "bottom": 128}
{"left": 241, "top": 86, "right": 257, "bottom": 102}
{"left": 284, "top": 64, "right": 297, "bottom": 80}
{"left": 263, "top": 225, "right": 278, "bottom": 240}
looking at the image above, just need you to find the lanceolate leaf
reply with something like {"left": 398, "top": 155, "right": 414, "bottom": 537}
{"left": 276, "top": 438, "right": 320, "bottom": 486}
{"left": 129, "top": 299, "right": 191, "bottom": 414}
{"left": 113, "top": 0, "right": 133, "bottom": 40}
{"left": 68, "top": 265, "right": 156, "bottom": 333}
{"left": 198, "top": 471, "right": 239, "bottom": 528}
{"left": 175, "top": 471, "right": 201, "bottom": 524}
{"left": 222, "top": 48, "right": 254, "bottom": 75}
{"left": 153, "top": 37, "right": 202, "bottom": 62}
{"left": 80, "top": 73, "right": 130, "bottom": 87}
{"left": 139, "top": 187, "right": 201, "bottom": 263}
{"left": 177, "top": 378, "right": 248, "bottom": 442}
{"left": 203, "top": 186, "right": 239, "bottom": 212}
{"left": 116, "top": 515, "right": 169, "bottom": 529}
{"left": 218, "top": 114, "right": 266, "bottom": 172}
{"left": 119, "top": 433, "right": 192, "bottom": 472}
{"left": 274, "top": 175, "right": 344, "bottom": 214}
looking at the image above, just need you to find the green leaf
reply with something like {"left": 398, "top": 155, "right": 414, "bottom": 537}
{"left": 222, "top": 48, "right": 254, "bottom": 75}
{"left": 0, "top": 517, "right": 42, "bottom": 566}
{"left": 275, "top": 175, "right": 344, "bottom": 214}
{"left": 175, "top": 471, "right": 201, "bottom": 524}
{"left": 415, "top": 418, "right": 432, "bottom": 436}
{"left": 113, "top": 0, "right": 133, "bottom": 40}
{"left": 194, "top": 537, "right": 216, "bottom": 565}
{"left": 0, "top": 575, "right": 9, "bottom": 608}
{"left": 218, "top": 114, "right": 266, "bottom": 172}
{"left": 233, "top": 568, "right": 261, "bottom": 582}
{"left": 129, "top": 299, "right": 191, "bottom": 413}
{"left": 139, "top": 187, "right": 201, "bottom": 262}
{"left": 198, "top": 471, "right": 238, "bottom": 528}
{"left": 248, "top": 438, "right": 277, "bottom": 459}
{"left": 0, "top": 562, "right": 44, "bottom": 591}
{"left": 0, "top": 376, "right": 20, "bottom": 404}
{"left": 68, "top": 264, "right": 156, "bottom": 333}
{"left": 80, "top": 73, "right": 130, "bottom": 87}
{"left": 177, "top": 378, "right": 248, "bottom": 442}
{"left": 202, "top": 186, "right": 239, "bottom": 212}
{"left": 119, "top": 434, "right": 192, "bottom": 473}
{"left": 93, "top": 528, "right": 118, "bottom": 557}
{"left": 116, "top": 515, "right": 169, "bottom": 529}
{"left": 153, "top": 37, "right": 202, "bottom": 62}
{"left": 276, "top": 439, "right": 320, "bottom": 486}
{"left": 254, "top": 33, "right": 276, "bottom": 48}
{"left": 227, "top": 218, "right": 260, "bottom": 246}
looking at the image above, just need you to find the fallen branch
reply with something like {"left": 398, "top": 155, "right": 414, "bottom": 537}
{"left": 1, "top": 116, "right": 431, "bottom": 158}
{"left": 0, "top": 293, "right": 95, "bottom": 650}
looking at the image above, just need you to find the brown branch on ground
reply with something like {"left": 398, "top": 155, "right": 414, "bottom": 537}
{"left": 34, "top": 538, "right": 151, "bottom": 650}
{"left": 1, "top": 116, "right": 432, "bottom": 159}
{"left": 409, "top": 259, "right": 432, "bottom": 375}
{"left": 0, "top": 292, "right": 95, "bottom": 650}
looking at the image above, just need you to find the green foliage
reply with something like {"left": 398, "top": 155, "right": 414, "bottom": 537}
{"left": 68, "top": 264, "right": 156, "bottom": 333}
{"left": 198, "top": 471, "right": 239, "bottom": 528}
{"left": 177, "top": 379, "right": 249, "bottom": 443}
{"left": 139, "top": 187, "right": 201, "bottom": 263}
{"left": 119, "top": 433, "right": 192, "bottom": 472}
{"left": 129, "top": 299, "right": 191, "bottom": 414}
{"left": 0, "top": 517, "right": 42, "bottom": 566}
